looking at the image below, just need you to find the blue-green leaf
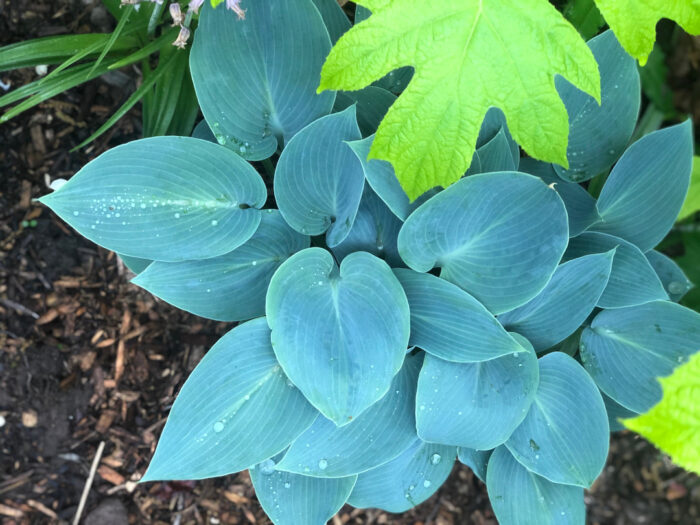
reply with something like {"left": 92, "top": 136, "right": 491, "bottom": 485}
{"left": 348, "top": 439, "right": 456, "bottom": 512}
{"left": 505, "top": 352, "right": 609, "bottom": 488}
{"left": 250, "top": 453, "right": 356, "bottom": 525}
{"left": 266, "top": 248, "right": 410, "bottom": 426}
{"left": 519, "top": 158, "right": 601, "bottom": 236}
{"left": 472, "top": 127, "right": 518, "bottom": 173}
{"left": 475, "top": 108, "right": 519, "bottom": 165}
{"left": 274, "top": 106, "right": 364, "bottom": 247}
{"left": 565, "top": 232, "right": 668, "bottom": 308}
{"left": 398, "top": 172, "right": 569, "bottom": 314}
{"left": 486, "top": 446, "right": 585, "bottom": 525}
{"left": 347, "top": 135, "right": 438, "bottom": 221}
{"left": 331, "top": 186, "right": 403, "bottom": 267}
{"left": 311, "top": 0, "right": 351, "bottom": 44}
{"left": 457, "top": 448, "right": 492, "bottom": 483}
{"left": 499, "top": 252, "right": 614, "bottom": 351}
{"left": 38, "top": 137, "right": 267, "bottom": 262}
{"left": 590, "top": 121, "right": 694, "bottom": 251}
{"left": 602, "top": 392, "right": 638, "bottom": 433}
{"left": 645, "top": 250, "right": 694, "bottom": 302}
{"left": 554, "top": 30, "right": 640, "bottom": 183}
{"left": 276, "top": 354, "right": 421, "bottom": 477}
{"left": 190, "top": 0, "right": 334, "bottom": 159}
{"left": 415, "top": 340, "right": 539, "bottom": 451}
{"left": 119, "top": 254, "right": 151, "bottom": 274}
{"left": 333, "top": 86, "right": 396, "bottom": 137}
{"left": 579, "top": 301, "right": 700, "bottom": 413}
{"left": 191, "top": 119, "right": 216, "bottom": 142}
{"left": 132, "top": 211, "right": 309, "bottom": 322}
{"left": 142, "top": 319, "right": 318, "bottom": 481}
{"left": 394, "top": 269, "right": 525, "bottom": 362}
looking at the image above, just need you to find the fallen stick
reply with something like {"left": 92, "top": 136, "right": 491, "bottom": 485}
{"left": 73, "top": 440, "right": 105, "bottom": 525}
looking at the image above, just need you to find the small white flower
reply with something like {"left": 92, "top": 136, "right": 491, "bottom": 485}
{"left": 226, "top": 0, "right": 246, "bottom": 19}
{"left": 173, "top": 25, "right": 191, "bottom": 49}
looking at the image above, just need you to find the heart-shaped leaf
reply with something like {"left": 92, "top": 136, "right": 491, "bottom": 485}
{"left": 398, "top": 172, "right": 569, "bottom": 314}
{"left": 274, "top": 106, "right": 364, "bottom": 247}
{"left": 579, "top": 300, "right": 700, "bottom": 413}
{"left": 395, "top": 269, "right": 525, "bottom": 362}
{"left": 457, "top": 448, "right": 492, "bottom": 483}
{"left": 348, "top": 439, "right": 456, "bottom": 512}
{"left": 191, "top": 0, "right": 335, "bottom": 159}
{"left": 142, "top": 319, "right": 318, "bottom": 481}
{"left": 266, "top": 248, "right": 410, "bottom": 425}
{"left": 333, "top": 86, "right": 396, "bottom": 137}
{"left": 132, "top": 210, "right": 309, "bottom": 322}
{"left": 505, "top": 352, "right": 609, "bottom": 488}
{"left": 39, "top": 137, "right": 267, "bottom": 262}
{"left": 275, "top": 354, "right": 421, "bottom": 478}
{"left": 312, "top": 0, "right": 351, "bottom": 44}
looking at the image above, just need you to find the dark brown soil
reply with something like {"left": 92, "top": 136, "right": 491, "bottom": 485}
{"left": 1, "top": 2, "right": 699, "bottom": 524}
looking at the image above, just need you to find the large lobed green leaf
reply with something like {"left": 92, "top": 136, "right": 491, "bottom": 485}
{"left": 318, "top": 0, "right": 600, "bottom": 199}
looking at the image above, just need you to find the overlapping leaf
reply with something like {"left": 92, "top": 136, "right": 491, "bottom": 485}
{"left": 319, "top": 0, "right": 600, "bottom": 198}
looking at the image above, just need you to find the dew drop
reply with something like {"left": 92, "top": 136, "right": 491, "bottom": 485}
{"left": 318, "top": 459, "right": 328, "bottom": 470}
{"left": 668, "top": 281, "right": 686, "bottom": 295}
{"left": 211, "top": 220, "right": 219, "bottom": 226}
{"left": 430, "top": 454, "right": 441, "bottom": 465}
{"left": 213, "top": 421, "right": 225, "bottom": 433}
{"left": 284, "top": 482, "right": 291, "bottom": 489}
{"left": 260, "top": 458, "right": 276, "bottom": 475}
{"left": 423, "top": 480, "right": 431, "bottom": 488}
{"left": 73, "top": 211, "right": 79, "bottom": 216}
{"left": 140, "top": 203, "right": 147, "bottom": 209}
{"left": 174, "top": 213, "right": 180, "bottom": 219}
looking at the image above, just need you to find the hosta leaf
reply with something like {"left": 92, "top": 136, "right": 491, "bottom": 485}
{"left": 486, "top": 446, "right": 585, "bottom": 525}
{"left": 602, "top": 392, "right": 638, "bottom": 433}
{"left": 274, "top": 106, "right": 364, "bottom": 247}
{"left": 333, "top": 86, "right": 396, "bottom": 137}
{"left": 319, "top": 0, "right": 600, "bottom": 199}
{"left": 250, "top": 453, "right": 356, "bottom": 525}
{"left": 623, "top": 351, "right": 700, "bottom": 474}
{"left": 142, "top": 319, "right": 318, "bottom": 481}
{"left": 505, "top": 352, "right": 609, "bottom": 488}
{"left": 518, "top": 158, "right": 601, "bottom": 237}
{"left": 398, "top": 172, "right": 569, "bottom": 314}
{"left": 457, "top": 448, "right": 493, "bottom": 483}
{"left": 554, "top": 30, "right": 640, "bottom": 183}
{"left": 594, "top": 0, "right": 700, "bottom": 65}
{"left": 499, "top": 252, "right": 614, "bottom": 351}
{"left": 276, "top": 354, "right": 421, "bottom": 478}
{"left": 312, "top": 0, "right": 351, "bottom": 44}
{"left": 38, "top": 137, "right": 267, "bottom": 262}
{"left": 191, "top": 0, "right": 335, "bottom": 160}
{"left": 590, "top": 121, "right": 694, "bottom": 252}
{"left": 118, "top": 254, "right": 151, "bottom": 274}
{"left": 266, "top": 248, "right": 410, "bottom": 426}
{"left": 416, "top": 336, "right": 539, "bottom": 451}
{"left": 394, "top": 269, "right": 526, "bottom": 362}
{"left": 472, "top": 128, "right": 518, "bottom": 174}
{"left": 645, "top": 250, "right": 694, "bottom": 303}
{"left": 678, "top": 156, "right": 700, "bottom": 221}
{"left": 331, "top": 187, "right": 403, "bottom": 267}
{"left": 579, "top": 301, "right": 700, "bottom": 413}
{"left": 348, "top": 439, "right": 456, "bottom": 512}
{"left": 132, "top": 211, "right": 309, "bottom": 322}
{"left": 565, "top": 232, "right": 668, "bottom": 308}
{"left": 347, "top": 135, "right": 437, "bottom": 221}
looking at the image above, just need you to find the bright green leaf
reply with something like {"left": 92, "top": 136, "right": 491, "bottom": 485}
{"left": 319, "top": 0, "right": 600, "bottom": 199}
{"left": 678, "top": 156, "right": 700, "bottom": 221}
{"left": 594, "top": 0, "right": 700, "bottom": 65}
{"left": 623, "top": 351, "right": 700, "bottom": 474}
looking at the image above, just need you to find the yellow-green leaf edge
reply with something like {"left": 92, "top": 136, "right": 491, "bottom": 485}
{"left": 594, "top": 0, "right": 700, "bottom": 65}
{"left": 318, "top": 0, "right": 601, "bottom": 200}
{"left": 623, "top": 351, "right": 700, "bottom": 474}
{"left": 677, "top": 156, "right": 700, "bottom": 221}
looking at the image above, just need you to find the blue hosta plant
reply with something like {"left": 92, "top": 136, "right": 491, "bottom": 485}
{"left": 38, "top": 3, "right": 700, "bottom": 525}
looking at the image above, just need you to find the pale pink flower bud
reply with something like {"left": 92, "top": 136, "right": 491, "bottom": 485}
{"left": 169, "top": 3, "right": 185, "bottom": 25}
{"left": 173, "top": 25, "right": 191, "bottom": 49}
{"left": 188, "top": 0, "right": 205, "bottom": 13}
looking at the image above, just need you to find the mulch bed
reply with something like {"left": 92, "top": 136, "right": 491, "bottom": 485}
{"left": 1, "top": 1, "right": 699, "bottom": 524}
